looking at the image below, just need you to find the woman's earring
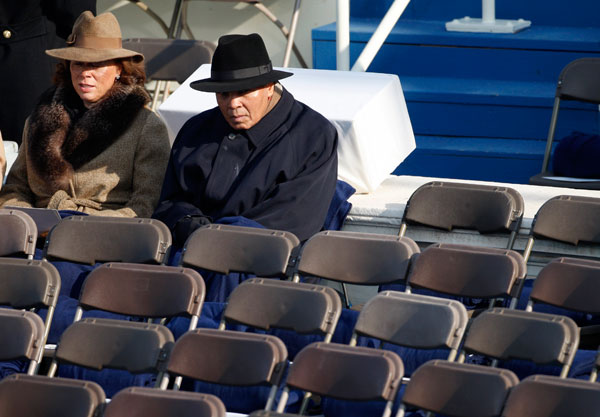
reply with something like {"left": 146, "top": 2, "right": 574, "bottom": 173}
{"left": 115, "top": 74, "right": 121, "bottom": 81}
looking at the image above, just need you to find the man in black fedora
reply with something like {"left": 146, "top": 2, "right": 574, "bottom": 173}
{"left": 153, "top": 33, "right": 338, "bottom": 247}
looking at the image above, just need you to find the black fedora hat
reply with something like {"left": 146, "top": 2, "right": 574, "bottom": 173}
{"left": 190, "top": 33, "right": 292, "bottom": 93}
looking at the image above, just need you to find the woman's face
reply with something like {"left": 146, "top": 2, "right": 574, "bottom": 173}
{"left": 70, "top": 60, "right": 122, "bottom": 108}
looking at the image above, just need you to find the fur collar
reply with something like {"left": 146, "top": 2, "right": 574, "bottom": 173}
{"left": 27, "top": 82, "right": 150, "bottom": 191}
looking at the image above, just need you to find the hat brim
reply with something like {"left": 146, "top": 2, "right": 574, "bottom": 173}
{"left": 45, "top": 47, "right": 144, "bottom": 63}
{"left": 190, "top": 69, "right": 293, "bottom": 93}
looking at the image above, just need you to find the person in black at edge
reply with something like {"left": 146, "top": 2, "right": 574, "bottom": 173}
{"left": 0, "top": 1, "right": 96, "bottom": 145}
{"left": 153, "top": 33, "right": 338, "bottom": 249}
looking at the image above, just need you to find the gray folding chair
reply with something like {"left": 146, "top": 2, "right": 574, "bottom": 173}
{"left": 0, "top": 258, "right": 61, "bottom": 372}
{"left": 220, "top": 278, "right": 342, "bottom": 344}
{"left": 0, "top": 374, "right": 105, "bottom": 417}
{"left": 0, "top": 309, "right": 45, "bottom": 375}
{"left": 529, "top": 57, "right": 600, "bottom": 189}
{"left": 43, "top": 216, "right": 172, "bottom": 265}
{"left": 400, "top": 181, "right": 524, "bottom": 249}
{"left": 457, "top": 308, "right": 580, "bottom": 378}
{"left": 501, "top": 374, "right": 600, "bottom": 417}
{"left": 396, "top": 360, "right": 518, "bottom": 417}
{"left": 406, "top": 243, "right": 526, "bottom": 309}
{"left": 122, "top": 38, "right": 215, "bottom": 110}
{"left": 105, "top": 386, "right": 226, "bottom": 417}
{"left": 160, "top": 328, "right": 288, "bottom": 413}
{"left": 181, "top": 224, "right": 300, "bottom": 277}
{"left": 295, "top": 230, "right": 420, "bottom": 308}
{"left": 350, "top": 291, "right": 468, "bottom": 362}
{"left": 522, "top": 195, "right": 600, "bottom": 264}
{"left": 0, "top": 208, "right": 37, "bottom": 259}
{"left": 4, "top": 206, "right": 61, "bottom": 241}
{"left": 276, "top": 342, "right": 404, "bottom": 417}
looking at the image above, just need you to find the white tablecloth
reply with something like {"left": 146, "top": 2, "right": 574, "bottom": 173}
{"left": 158, "top": 65, "right": 415, "bottom": 193}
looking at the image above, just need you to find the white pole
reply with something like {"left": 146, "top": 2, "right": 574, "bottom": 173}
{"left": 351, "top": 0, "right": 410, "bottom": 72}
{"left": 282, "top": 0, "right": 302, "bottom": 67}
{"left": 482, "top": 0, "right": 495, "bottom": 24}
{"left": 336, "top": 0, "right": 350, "bottom": 70}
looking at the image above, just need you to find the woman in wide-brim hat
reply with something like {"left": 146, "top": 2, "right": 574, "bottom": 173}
{"left": 0, "top": 11, "right": 171, "bottom": 218}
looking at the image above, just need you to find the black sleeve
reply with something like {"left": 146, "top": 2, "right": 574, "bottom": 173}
{"left": 43, "top": 1, "right": 97, "bottom": 39}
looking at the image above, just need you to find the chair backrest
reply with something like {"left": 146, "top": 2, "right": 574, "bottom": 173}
{"left": 459, "top": 308, "right": 579, "bottom": 378}
{"left": 77, "top": 262, "right": 205, "bottom": 326}
{"left": 163, "top": 328, "right": 287, "bottom": 411}
{"left": 555, "top": 57, "right": 600, "bottom": 104}
{"left": 0, "top": 208, "right": 37, "bottom": 258}
{"left": 4, "top": 206, "right": 61, "bottom": 237}
{"left": 105, "top": 386, "right": 226, "bottom": 417}
{"left": 501, "top": 374, "right": 600, "bottom": 417}
{"left": 181, "top": 224, "right": 300, "bottom": 276}
{"left": 0, "top": 374, "right": 105, "bottom": 417}
{"left": 401, "top": 181, "right": 524, "bottom": 248}
{"left": 527, "top": 257, "right": 600, "bottom": 315}
{"left": 0, "top": 258, "right": 60, "bottom": 310}
{"left": 43, "top": 216, "right": 171, "bottom": 264}
{"left": 350, "top": 291, "right": 468, "bottom": 361}
{"left": 49, "top": 318, "right": 174, "bottom": 377}
{"left": 123, "top": 38, "right": 214, "bottom": 84}
{"left": 398, "top": 360, "right": 518, "bottom": 417}
{"left": 221, "top": 278, "right": 342, "bottom": 342}
{"left": 407, "top": 243, "right": 526, "bottom": 302}
{"left": 276, "top": 342, "right": 404, "bottom": 416}
{"left": 296, "top": 230, "right": 419, "bottom": 286}
{"left": 0, "top": 309, "right": 45, "bottom": 375}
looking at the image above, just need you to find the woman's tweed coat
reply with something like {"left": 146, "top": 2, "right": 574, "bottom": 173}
{"left": 0, "top": 83, "right": 171, "bottom": 217}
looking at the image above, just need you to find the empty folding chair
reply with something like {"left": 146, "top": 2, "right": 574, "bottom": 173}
{"left": 0, "top": 208, "right": 37, "bottom": 259}
{"left": 457, "top": 308, "right": 579, "bottom": 379}
{"left": 0, "top": 309, "right": 45, "bottom": 375}
{"left": 529, "top": 57, "right": 600, "bottom": 189}
{"left": 180, "top": 224, "right": 300, "bottom": 301}
{"left": 295, "top": 230, "right": 419, "bottom": 307}
{"left": 160, "top": 328, "right": 288, "bottom": 414}
{"left": 0, "top": 374, "right": 105, "bottom": 417}
{"left": 105, "top": 386, "right": 226, "bottom": 417}
{"left": 4, "top": 206, "right": 61, "bottom": 242}
{"left": 397, "top": 360, "right": 518, "bottom": 417}
{"left": 400, "top": 181, "right": 524, "bottom": 249}
{"left": 406, "top": 243, "right": 526, "bottom": 309}
{"left": 350, "top": 291, "right": 468, "bottom": 364}
{"left": 0, "top": 258, "right": 61, "bottom": 372}
{"left": 522, "top": 195, "right": 600, "bottom": 264}
{"left": 502, "top": 374, "right": 600, "bottom": 417}
{"left": 220, "top": 278, "right": 342, "bottom": 355}
{"left": 275, "top": 342, "right": 403, "bottom": 417}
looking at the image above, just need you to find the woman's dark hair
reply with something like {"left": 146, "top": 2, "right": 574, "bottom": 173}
{"left": 52, "top": 57, "right": 147, "bottom": 87}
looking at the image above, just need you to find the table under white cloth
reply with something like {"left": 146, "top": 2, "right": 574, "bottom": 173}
{"left": 158, "top": 65, "right": 416, "bottom": 194}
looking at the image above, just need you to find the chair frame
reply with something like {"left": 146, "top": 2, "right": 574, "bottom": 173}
{"left": 0, "top": 208, "right": 37, "bottom": 259}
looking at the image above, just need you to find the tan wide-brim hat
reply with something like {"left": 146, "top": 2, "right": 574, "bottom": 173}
{"left": 46, "top": 11, "right": 143, "bottom": 63}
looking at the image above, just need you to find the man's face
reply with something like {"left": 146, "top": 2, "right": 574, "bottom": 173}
{"left": 216, "top": 83, "right": 275, "bottom": 130}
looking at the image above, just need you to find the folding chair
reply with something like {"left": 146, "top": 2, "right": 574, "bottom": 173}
{"left": 275, "top": 342, "right": 404, "bottom": 417}
{"left": 0, "top": 208, "right": 37, "bottom": 259}
{"left": 591, "top": 348, "right": 600, "bottom": 382}
{"left": 406, "top": 243, "right": 526, "bottom": 309}
{"left": 43, "top": 216, "right": 171, "bottom": 265}
{"left": 295, "top": 230, "right": 419, "bottom": 307}
{"left": 522, "top": 195, "right": 600, "bottom": 264}
{"left": 122, "top": 38, "right": 215, "bottom": 110}
{"left": 529, "top": 57, "right": 600, "bottom": 189}
{"left": 396, "top": 360, "right": 518, "bottom": 417}
{"left": 501, "top": 374, "right": 600, "bottom": 417}
{"left": 0, "top": 309, "right": 45, "bottom": 375}
{"left": 220, "top": 278, "right": 342, "bottom": 345}
{"left": 105, "top": 386, "right": 226, "bottom": 417}
{"left": 4, "top": 206, "right": 61, "bottom": 241}
{"left": 0, "top": 374, "right": 105, "bottom": 417}
{"left": 400, "top": 181, "right": 524, "bottom": 249}
{"left": 0, "top": 258, "right": 61, "bottom": 372}
{"left": 457, "top": 308, "right": 580, "bottom": 378}
{"left": 160, "top": 328, "right": 288, "bottom": 413}
{"left": 350, "top": 291, "right": 469, "bottom": 362}
{"left": 182, "top": 224, "right": 300, "bottom": 277}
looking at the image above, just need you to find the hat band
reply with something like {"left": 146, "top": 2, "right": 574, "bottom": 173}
{"left": 72, "top": 35, "right": 122, "bottom": 50}
{"left": 211, "top": 63, "right": 273, "bottom": 81}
